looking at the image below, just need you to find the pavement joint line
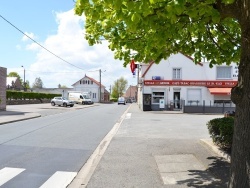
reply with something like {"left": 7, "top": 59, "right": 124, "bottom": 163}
{"left": 68, "top": 105, "right": 132, "bottom": 188}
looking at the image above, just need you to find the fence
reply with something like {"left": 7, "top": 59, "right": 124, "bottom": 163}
{"left": 182, "top": 100, "right": 235, "bottom": 114}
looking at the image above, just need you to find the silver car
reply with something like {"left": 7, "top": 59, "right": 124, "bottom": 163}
{"left": 118, "top": 97, "right": 126, "bottom": 105}
{"left": 51, "top": 97, "right": 74, "bottom": 107}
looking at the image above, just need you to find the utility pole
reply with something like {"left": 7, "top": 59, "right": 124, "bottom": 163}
{"left": 99, "top": 69, "right": 101, "bottom": 103}
{"left": 21, "top": 65, "right": 26, "bottom": 91}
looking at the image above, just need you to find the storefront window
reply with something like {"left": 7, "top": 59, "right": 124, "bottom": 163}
{"left": 152, "top": 92, "right": 164, "bottom": 103}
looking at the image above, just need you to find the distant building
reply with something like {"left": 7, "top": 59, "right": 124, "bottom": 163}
{"left": 6, "top": 77, "right": 22, "bottom": 90}
{"left": 0, "top": 67, "right": 7, "bottom": 110}
{"left": 32, "top": 74, "right": 110, "bottom": 103}
{"left": 71, "top": 75, "right": 109, "bottom": 103}
{"left": 125, "top": 85, "right": 137, "bottom": 101}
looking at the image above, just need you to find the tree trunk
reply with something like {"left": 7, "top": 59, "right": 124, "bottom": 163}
{"left": 229, "top": 5, "right": 250, "bottom": 186}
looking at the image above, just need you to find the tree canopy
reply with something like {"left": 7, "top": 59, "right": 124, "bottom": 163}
{"left": 75, "top": 0, "right": 241, "bottom": 67}
{"left": 111, "top": 77, "right": 128, "bottom": 98}
{"left": 32, "top": 77, "right": 43, "bottom": 89}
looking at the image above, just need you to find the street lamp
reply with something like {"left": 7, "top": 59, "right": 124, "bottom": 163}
{"left": 21, "top": 66, "right": 26, "bottom": 91}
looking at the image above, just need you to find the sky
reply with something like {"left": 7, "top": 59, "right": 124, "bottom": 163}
{"left": 0, "top": 1, "right": 137, "bottom": 90}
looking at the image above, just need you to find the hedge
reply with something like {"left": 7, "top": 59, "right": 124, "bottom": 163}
{"left": 207, "top": 117, "right": 234, "bottom": 149}
{"left": 6, "top": 91, "right": 60, "bottom": 100}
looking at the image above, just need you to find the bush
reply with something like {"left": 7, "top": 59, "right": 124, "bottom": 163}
{"left": 207, "top": 117, "right": 234, "bottom": 149}
{"left": 110, "top": 98, "right": 118, "bottom": 102}
{"left": 6, "top": 91, "right": 60, "bottom": 100}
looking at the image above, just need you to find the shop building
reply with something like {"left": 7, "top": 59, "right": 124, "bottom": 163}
{"left": 137, "top": 53, "right": 238, "bottom": 112}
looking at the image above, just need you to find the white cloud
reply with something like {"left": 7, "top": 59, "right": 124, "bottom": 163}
{"left": 22, "top": 32, "right": 37, "bottom": 41}
{"left": 26, "top": 9, "right": 137, "bottom": 89}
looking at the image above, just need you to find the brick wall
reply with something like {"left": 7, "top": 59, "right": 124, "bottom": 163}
{"left": 0, "top": 67, "right": 7, "bottom": 111}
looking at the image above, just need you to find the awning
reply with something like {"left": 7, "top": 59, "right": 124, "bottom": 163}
{"left": 208, "top": 88, "right": 232, "bottom": 95}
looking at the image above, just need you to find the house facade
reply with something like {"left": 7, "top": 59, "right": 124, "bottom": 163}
{"left": 137, "top": 53, "right": 238, "bottom": 111}
{"left": 71, "top": 75, "right": 109, "bottom": 103}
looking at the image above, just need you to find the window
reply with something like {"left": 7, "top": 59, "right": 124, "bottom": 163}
{"left": 217, "top": 66, "right": 232, "bottom": 79}
{"left": 152, "top": 92, "right": 164, "bottom": 103}
{"left": 91, "top": 81, "right": 93, "bottom": 84}
{"left": 187, "top": 89, "right": 201, "bottom": 105}
{"left": 93, "top": 93, "right": 96, "bottom": 98}
{"left": 173, "top": 68, "right": 181, "bottom": 79}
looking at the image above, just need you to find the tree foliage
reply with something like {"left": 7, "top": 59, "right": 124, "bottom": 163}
{"left": 75, "top": 0, "right": 240, "bottom": 67}
{"left": 111, "top": 77, "right": 128, "bottom": 98}
{"left": 32, "top": 77, "right": 43, "bottom": 89}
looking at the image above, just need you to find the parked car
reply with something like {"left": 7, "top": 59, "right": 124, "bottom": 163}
{"left": 126, "top": 98, "right": 132, "bottom": 103}
{"left": 51, "top": 97, "right": 74, "bottom": 107}
{"left": 118, "top": 97, "right": 126, "bottom": 105}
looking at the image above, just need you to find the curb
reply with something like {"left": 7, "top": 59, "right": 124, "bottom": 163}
{"left": 200, "top": 139, "right": 231, "bottom": 162}
{"left": 0, "top": 113, "right": 41, "bottom": 125}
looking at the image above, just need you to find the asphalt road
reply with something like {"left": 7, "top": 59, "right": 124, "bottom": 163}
{"left": 0, "top": 103, "right": 129, "bottom": 188}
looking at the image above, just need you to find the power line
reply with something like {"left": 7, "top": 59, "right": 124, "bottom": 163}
{"left": 0, "top": 14, "right": 84, "bottom": 70}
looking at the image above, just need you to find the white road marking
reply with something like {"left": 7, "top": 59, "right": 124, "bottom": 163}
{"left": 125, "top": 113, "right": 132, "bottom": 119}
{"left": 40, "top": 171, "right": 77, "bottom": 188}
{"left": 0, "top": 167, "right": 25, "bottom": 186}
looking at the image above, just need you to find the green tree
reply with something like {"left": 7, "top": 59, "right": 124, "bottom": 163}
{"left": 32, "top": 77, "right": 43, "bottom": 89}
{"left": 58, "top": 84, "right": 68, "bottom": 88}
{"left": 25, "top": 80, "right": 30, "bottom": 89}
{"left": 111, "top": 77, "right": 128, "bottom": 98}
{"left": 75, "top": 0, "right": 249, "bottom": 186}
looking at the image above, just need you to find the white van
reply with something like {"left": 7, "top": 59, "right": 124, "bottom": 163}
{"left": 68, "top": 92, "right": 93, "bottom": 105}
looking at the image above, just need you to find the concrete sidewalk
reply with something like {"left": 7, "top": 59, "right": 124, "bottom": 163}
{"left": 69, "top": 103, "right": 230, "bottom": 188}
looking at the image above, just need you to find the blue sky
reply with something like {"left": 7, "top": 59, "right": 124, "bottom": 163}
{"left": 0, "top": 1, "right": 137, "bottom": 88}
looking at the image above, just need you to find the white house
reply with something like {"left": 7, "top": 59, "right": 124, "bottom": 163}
{"left": 71, "top": 74, "right": 107, "bottom": 103}
{"left": 137, "top": 53, "right": 238, "bottom": 111}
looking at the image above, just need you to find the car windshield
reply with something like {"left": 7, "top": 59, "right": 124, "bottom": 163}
{"left": 83, "top": 95, "right": 90, "bottom": 99}
{"left": 62, "top": 97, "right": 66, "bottom": 100}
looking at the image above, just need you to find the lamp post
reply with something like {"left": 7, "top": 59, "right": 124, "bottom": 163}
{"left": 21, "top": 66, "right": 26, "bottom": 91}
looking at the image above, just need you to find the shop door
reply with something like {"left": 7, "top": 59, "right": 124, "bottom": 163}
{"left": 143, "top": 94, "right": 152, "bottom": 111}
{"left": 173, "top": 92, "right": 181, "bottom": 109}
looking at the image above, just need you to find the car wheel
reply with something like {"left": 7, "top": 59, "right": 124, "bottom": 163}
{"left": 63, "top": 103, "right": 67, "bottom": 107}
{"left": 70, "top": 105, "right": 74, "bottom": 107}
{"left": 51, "top": 102, "right": 55, "bottom": 106}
